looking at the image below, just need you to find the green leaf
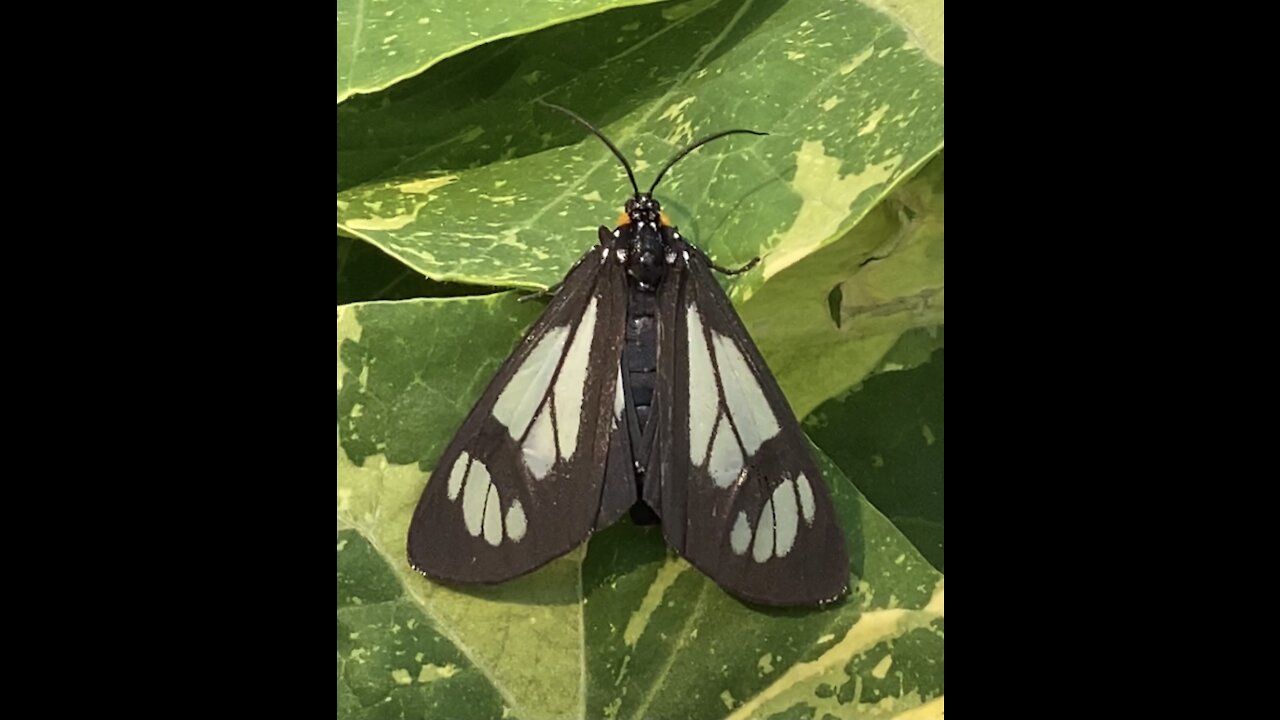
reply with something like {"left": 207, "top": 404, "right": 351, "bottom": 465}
{"left": 338, "top": 236, "right": 504, "bottom": 305}
{"left": 338, "top": 295, "right": 944, "bottom": 719}
{"left": 806, "top": 349, "right": 944, "bottom": 572}
{"left": 873, "top": 324, "right": 945, "bottom": 378}
{"left": 337, "top": 0, "right": 944, "bottom": 296}
{"left": 337, "top": 0, "right": 672, "bottom": 103}
{"left": 740, "top": 150, "right": 943, "bottom": 419}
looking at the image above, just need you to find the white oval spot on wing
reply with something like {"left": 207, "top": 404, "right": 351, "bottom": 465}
{"left": 686, "top": 303, "right": 718, "bottom": 465}
{"left": 483, "top": 483, "right": 502, "bottom": 546}
{"left": 506, "top": 500, "right": 527, "bottom": 542}
{"left": 447, "top": 451, "right": 469, "bottom": 501}
{"left": 796, "top": 472, "right": 816, "bottom": 524}
{"left": 553, "top": 297, "right": 598, "bottom": 460}
{"left": 712, "top": 333, "right": 780, "bottom": 454}
{"left": 462, "top": 459, "right": 491, "bottom": 537}
{"left": 730, "top": 511, "right": 752, "bottom": 555}
{"left": 708, "top": 415, "right": 742, "bottom": 488}
{"left": 752, "top": 498, "right": 775, "bottom": 563}
{"left": 614, "top": 366, "right": 625, "bottom": 420}
{"left": 493, "top": 325, "right": 570, "bottom": 438}
{"left": 772, "top": 479, "right": 799, "bottom": 557}
{"left": 522, "top": 406, "right": 556, "bottom": 480}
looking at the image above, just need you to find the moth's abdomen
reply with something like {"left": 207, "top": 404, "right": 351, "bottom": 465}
{"left": 624, "top": 284, "right": 662, "bottom": 526}
{"left": 624, "top": 289, "right": 659, "bottom": 432}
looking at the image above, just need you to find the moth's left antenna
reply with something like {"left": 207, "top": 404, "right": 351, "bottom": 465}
{"left": 537, "top": 100, "right": 641, "bottom": 197}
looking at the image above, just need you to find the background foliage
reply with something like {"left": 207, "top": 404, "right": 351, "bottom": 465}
{"left": 338, "top": 0, "right": 943, "bottom": 717}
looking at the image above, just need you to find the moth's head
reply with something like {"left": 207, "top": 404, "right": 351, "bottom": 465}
{"left": 621, "top": 193, "right": 669, "bottom": 227}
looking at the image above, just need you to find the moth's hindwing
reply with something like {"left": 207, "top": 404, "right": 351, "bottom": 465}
{"left": 649, "top": 236, "right": 850, "bottom": 606}
{"left": 407, "top": 243, "right": 635, "bottom": 584}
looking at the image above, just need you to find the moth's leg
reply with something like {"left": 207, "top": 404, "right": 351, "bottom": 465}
{"left": 709, "top": 256, "right": 759, "bottom": 276}
{"left": 688, "top": 243, "right": 759, "bottom": 276}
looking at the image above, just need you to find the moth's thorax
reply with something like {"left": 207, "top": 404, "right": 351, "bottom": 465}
{"left": 623, "top": 222, "right": 670, "bottom": 291}
{"left": 615, "top": 194, "right": 672, "bottom": 292}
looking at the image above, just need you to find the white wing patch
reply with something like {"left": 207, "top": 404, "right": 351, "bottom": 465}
{"left": 711, "top": 333, "right": 780, "bottom": 454}
{"left": 796, "top": 472, "right": 816, "bottom": 525}
{"left": 708, "top": 415, "right": 742, "bottom": 488}
{"left": 771, "top": 479, "right": 799, "bottom": 557}
{"left": 447, "top": 451, "right": 470, "bottom": 501}
{"left": 461, "top": 458, "right": 492, "bottom": 537}
{"left": 613, "top": 366, "right": 625, "bottom": 423}
{"left": 493, "top": 325, "right": 569, "bottom": 437}
{"left": 730, "top": 475, "right": 808, "bottom": 561}
{"left": 687, "top": 301, "right": 782, "bottom": 488}
{"left": 506, "top": 500, "right": 527, "bottom": 542}
{"left": 450, "top": 456, "right": 527, "bottom": 545}
{"left": 752, "top": 498, "right": 775, "bottom": 563}
{"left": 523, "top": 406, "right": 556, "bottom": 480}
{"left": 686, "top": 304, "right": 718, "bottom": 463}
{"left": 493, "top": 296, "right": 604, "bottom": 479}
{"left": 483, "top": 483, "right": 502, "bottom": 546}
{"left": 731, "top": 511, "right": 752, "bottom": 555}
{"left": 553, "top": 297, "right": 598, "bottom": 459}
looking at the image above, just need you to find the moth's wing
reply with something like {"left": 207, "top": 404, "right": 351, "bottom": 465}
{"left": 407, "top": 240, "right": 635, "bottom": 584}
{"left": 646, "top": 244, "right": 849, "bottom": 606}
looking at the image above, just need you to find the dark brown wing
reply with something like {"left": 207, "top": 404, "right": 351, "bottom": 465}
{"left": 645, "top": 236, "right": 849, "bottom": 606}
{"left": 407, "top": 234, "right": 636, "bottom": 584}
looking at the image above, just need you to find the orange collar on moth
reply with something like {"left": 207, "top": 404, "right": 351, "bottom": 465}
{"left": 615, "top": 211, "right": 673, "bottom": 227}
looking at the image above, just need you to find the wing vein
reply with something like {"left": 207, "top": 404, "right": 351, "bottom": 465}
{"left": 550, "top": 394, "right": 563, "bottom": 460}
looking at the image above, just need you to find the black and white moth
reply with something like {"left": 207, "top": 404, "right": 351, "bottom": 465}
{"left": 406, "top": 104, "right": 849, "bottom": 606}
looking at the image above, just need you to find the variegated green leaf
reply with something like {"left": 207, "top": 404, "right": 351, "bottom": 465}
{"left": 337, "top": 0, "right": 944, "bottom": 299}
{"left": 338, "top": 295, "right": 944, "bottom": 719}
{"left": 742, "top": 150, "right": 943, "bottom": 419}
{"left": 808, "top": 348, "right": 944, "bottom": 572}
{"left": 337, "top": 0, "right": 672, "bottom": 103}
{"left": 873, "top": 325, "right": 945, "bottom": 378}
{"left": 339, "top": 236, "right": 506, "bottom": 304}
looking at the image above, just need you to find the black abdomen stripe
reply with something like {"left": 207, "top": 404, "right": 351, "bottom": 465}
{"left": 624, "top": 288, "right": 659, "bottom": 436}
